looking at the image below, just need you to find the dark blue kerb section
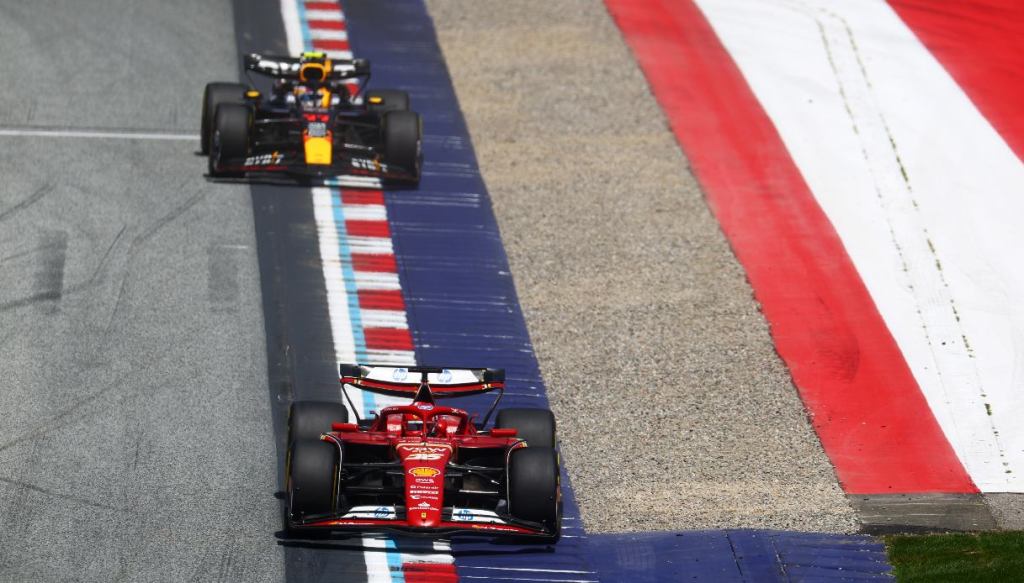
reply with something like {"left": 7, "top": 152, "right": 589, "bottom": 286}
{"left": 587, "top": 530, "right": 892, "bottom": 582}
{"left": 342, "top": 2, "right": 894, "bottom": 582}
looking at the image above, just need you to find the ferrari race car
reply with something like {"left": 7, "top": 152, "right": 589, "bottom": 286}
{"left": 202, "top": 51, "right": 422, "bottom": 183}
{"left": 284, "top": 365, "right": 562, "bottom": 543}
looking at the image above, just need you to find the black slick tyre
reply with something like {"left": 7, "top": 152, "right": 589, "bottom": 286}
{"left": 288, "top": 401, "right": 349, "bottom": 445}
{"left": 287, "top": 438, "right": 338, "bottom": 521}
{"left": 201, "top": 82, "right": 247, "bottom": 154}
{"left": 208, "top": 103, "right": 251, "bottom": 178}
{"left": 507, "top": 447, "right": 561, "bottom": 543}
{"left": 381, "top": 110, "right": 422, "bottom": 183}
{"left": 366, "top": 89, "right": 410, "bottom": 113}
{"left": 496, "top": 408, "right": 556, "bottom": 449}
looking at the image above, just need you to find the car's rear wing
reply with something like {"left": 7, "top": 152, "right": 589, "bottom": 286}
{"left": 339, "top": 364, "right": 505, "bottom": 398}
{"left": 243, "top": 53, "right": 369, "bottom": 80}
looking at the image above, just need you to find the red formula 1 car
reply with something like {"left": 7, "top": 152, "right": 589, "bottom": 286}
{"left": 284, "top": 365, "right": 561, "bottom": 543}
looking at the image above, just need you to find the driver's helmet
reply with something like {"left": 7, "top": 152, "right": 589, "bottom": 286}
{"left": 298, "top": 51, "right": 329, "bottom": 86}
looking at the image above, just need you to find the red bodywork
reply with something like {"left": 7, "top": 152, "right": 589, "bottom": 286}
{"left": 287, "top": 366, "right": 559, "bottom": 539}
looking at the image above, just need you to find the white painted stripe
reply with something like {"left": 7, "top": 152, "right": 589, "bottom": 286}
{"left": 0, "top": 128, "right": 197, "bottom": 140}
{"left": 361, "top": 536, "right": 395, "bottom": 583}
{"left": 304, "top": 9, "right": 344, "bottom": 21}
{"left": 360, "top": 309, "right": 409, "bottom": 329}
{"left": 326, "top": 50, "right": 355, "bottom": 60}
{"left": 335, "top": 175, "right": 384, "bottom": 188}
{"left": 311, "top": 188, "right": 364, "bottom": 417}
{"left": 355, "top": 271, "right": 402, "bottom": 290}
{"left": 342, "top": 204, "right": 388, "bottom": 221}
{"left": 365, "top": 349, "right": 417, "bottom": 365}
{"left": 347, "top": 236, "right": 394, "bottom": 255}
{"left": 697, "top": 0, "right": 1024, "bottom": 490}
{"left": 309, "top": 28, "right": 348, "bottom": 41}
{"left": 281, "top": 0, "right": 304, "bottom": 56}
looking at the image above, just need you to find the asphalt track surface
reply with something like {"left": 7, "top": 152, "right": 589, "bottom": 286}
{"left": 0, "top": 0, "right": 282, "bottom": 581}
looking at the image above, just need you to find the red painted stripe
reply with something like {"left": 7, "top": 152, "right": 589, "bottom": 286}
{"left": 305, "top": 2, "right": 340, "bottom": 11}
{"left": 341, "top": 189, "right": 384, "bottom": 205}
{"left": 889, "top": 0, "right": 1024, "bottom": 161}
{"left": 402, "top": 563, "right": 458, "bottom": 583}
{"left": 363, "top": 328, "right": 414, "bottom": 351}
{"left": 345, "top": 220, "right": 390, "bottom": 238}
{"left": 604, "top": 0, "right": 975, "bottom": 493}
{"left": 306, "top": 20, "right": 346, "bottom": 31}
{"left": 350, "top": 253, "right": 397, "bottom": 273}
{"left": 312, "top": 39, "right": 351, "bottom": 52}
{"left": 359, "top": 289, "right": 406, "bottom": 311}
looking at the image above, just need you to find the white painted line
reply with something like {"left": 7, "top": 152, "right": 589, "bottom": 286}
{"left": 365, "top": 349, "right": 417, "bottom": 365}
{"left": 360, "top": 309, "right": 409, "bottom": 328}
{"left": 355, "top": 271, "right": 401, "bottom": 290}
{"left": 334, "top": 175, "right": 383, "bottom": 188}
{"left": 342, "top": 204, "right": 388, "bottom": 221}
{"left": 0, "top": 128, "right": 197, "bottom": 141}
{"left": 304, "top": 9, "right": 344, "bottom": 21}
{"left": 281, "top": 0, "right": 304, "bottom": 55}
{"left": 309, "top": 28, "right": 348, "bottom": 41}
{"left": 311, "top": 187, "right": 364, "bottom": 416}
{"left": 326, "top": 50, "right": 355, "bottom": 60}
{"left": 347, "top": 236, "right": 394, "bottom": 255}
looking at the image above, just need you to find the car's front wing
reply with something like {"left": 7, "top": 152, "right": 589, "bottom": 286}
{"left": 212, "top": 150, "right": 418, "bottom": 184}
{"left": 289, "top": 506, "right": 554, "bottom": 539}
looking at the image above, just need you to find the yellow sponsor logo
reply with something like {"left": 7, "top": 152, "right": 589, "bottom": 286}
{"left": 408, "top": 467, "right": 439, "bottom": 478}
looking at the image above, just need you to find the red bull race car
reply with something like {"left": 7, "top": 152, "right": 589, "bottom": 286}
{"left": 202, "top": 51, "right": 421, "bottom": 184}
{"left": 284, "top": 365, "right": 561, "bottom": 543}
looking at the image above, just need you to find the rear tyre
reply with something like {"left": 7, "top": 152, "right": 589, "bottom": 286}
{"left": 287, "top": 438, "right": 338, "bottom": 521}
{"left": 366, "top": 89, "right": 410, "bottom": 113}
{"left": 381, "top": 111, "right": 422, "bottom": 183}
{"left": 208, "top": 103, "right": 251, "bottom": 178}
{"left": 508, "top": 447, "right": 561, "bottom": 543}
{"left": 288, "top": 401, "right": 350, "bottom": 445}
{"left": 496, "top": 408, "right": 556, "bottom": 449}
{"left": 201, "top": 82, "right": 248, "bottom": 154}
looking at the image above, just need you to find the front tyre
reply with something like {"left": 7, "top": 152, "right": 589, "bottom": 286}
{"left": 208, "top": 103, "right": 251, "bottom": 178}
{"left": 201, "top": 82, "right": 248, "bottom": 154}
{"left": 288, "top": 401, "right": 349, "bottom": 445}
{"left": 381, "top": 111, "right": 422, "bottom": 183}
{"left": 507, "top": 447, "right": 561, "bottom": 543}
{"left": 287, "top": 438, "right": 338, "bottom": 521}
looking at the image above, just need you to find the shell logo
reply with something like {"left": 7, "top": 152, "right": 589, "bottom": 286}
{"left": 409, "top": 467, "right": 440, "bottom": 478}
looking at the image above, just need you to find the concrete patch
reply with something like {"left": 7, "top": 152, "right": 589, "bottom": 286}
{"left": 849, "top": 494, "right": 997, "bottom": 534}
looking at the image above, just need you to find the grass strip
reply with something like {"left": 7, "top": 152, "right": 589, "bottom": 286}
{"left": 885, "top": 531, "right": 1024, "bottom": 582}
